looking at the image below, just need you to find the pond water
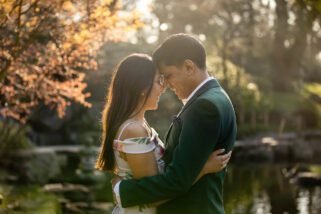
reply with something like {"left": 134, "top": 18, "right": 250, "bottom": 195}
{"left": 224, "top": 164, "right": 321, "bottom": 214}
{"left": 1, "top": 164, "right": 320, "bottom": 213}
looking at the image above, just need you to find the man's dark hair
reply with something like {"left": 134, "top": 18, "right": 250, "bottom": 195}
{"left": 152, "top": 33, "right": 206, "bottom": 70}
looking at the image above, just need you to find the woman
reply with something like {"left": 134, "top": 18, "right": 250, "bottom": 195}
{"left": 95, "top": 53, "right": 231, "bottom": 214}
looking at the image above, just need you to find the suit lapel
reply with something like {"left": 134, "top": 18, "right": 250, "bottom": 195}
{"left": 164, "top": 123, "right": 173, "bottom": 146}
{"left": 164, "top": 79, "right": 220, "bottom": 147}
{"left": 178, "top": 79, "right": 220, "bottom": 116}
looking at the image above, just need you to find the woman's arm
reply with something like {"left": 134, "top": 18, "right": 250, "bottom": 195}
{"left": 126, "top": 152, "right": 158, "bottom": 178}
{"left": 118, "top": 121, "right": 159, "bottom": 178}
{"left": 119, "top": 122, "right": 166, "bottom": 206}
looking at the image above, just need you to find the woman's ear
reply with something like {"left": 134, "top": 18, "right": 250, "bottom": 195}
{"left": 183, "top": 59, "right": 196, "bottom": 76}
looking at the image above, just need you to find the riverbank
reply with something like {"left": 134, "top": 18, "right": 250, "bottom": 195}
{"left": 0, "top": 131, "right": 320, "bottom": 213}
{"left": 233, "top": 130, "right": 321, "bottom": 163}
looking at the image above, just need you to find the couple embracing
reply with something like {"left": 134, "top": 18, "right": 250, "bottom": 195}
{"left": 96, "top": 33, "right": 237, "bottom": 214}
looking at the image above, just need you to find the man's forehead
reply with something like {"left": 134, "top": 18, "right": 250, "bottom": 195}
{"left": 158, "top": 64, "right": 175, "bottom": 74}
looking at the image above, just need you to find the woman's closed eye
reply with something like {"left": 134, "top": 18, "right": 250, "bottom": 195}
{"left": 159, "top": 74, "right": 165, "bottom": 86}
{"left": 155, "top": 74, "right": 165, "bottom": 86}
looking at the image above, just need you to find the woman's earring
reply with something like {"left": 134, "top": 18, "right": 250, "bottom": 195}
{"left": 141, "top": 93, "right": 145, "bottom": 96}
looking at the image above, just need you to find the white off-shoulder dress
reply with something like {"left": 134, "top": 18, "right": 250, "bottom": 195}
{"left": 112, "top": 121, "right": 165, "bottom": 214}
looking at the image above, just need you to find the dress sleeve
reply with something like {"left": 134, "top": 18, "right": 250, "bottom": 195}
{"left": 115, "top": 137, "right": 156, "bottom": 154}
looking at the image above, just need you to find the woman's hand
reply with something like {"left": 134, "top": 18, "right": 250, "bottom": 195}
{"left": 111, "top": 175, "right": 123, "bottom": 204}
{"left": 202, "top": 149, "right": 232, "bottom": 175}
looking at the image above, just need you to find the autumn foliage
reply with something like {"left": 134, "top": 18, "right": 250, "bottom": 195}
{"left": 0, "top": 0, "right": 142, "bottom": 123}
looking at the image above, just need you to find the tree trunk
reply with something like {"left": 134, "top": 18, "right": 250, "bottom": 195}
{"left": 263, "top": 110, "right": 269, "bottom": 127}
{"left": 251, "top": 110, "right": 256, "bottom": 128}
{"left": 273, "top": 0, "right": 316, "bottom": 91}
{"left": 273, "top": 0, "right": 290, "bottom": 91}
{"left": 221, "top": 48, "right": 228, "bottom": 88}
{"left": 236, "top": 67, "right": 245, "bottom": 125}
{"left": 278, "top": 117, "right": 287, "bottom": 137}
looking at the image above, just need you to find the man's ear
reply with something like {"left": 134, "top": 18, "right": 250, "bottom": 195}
{"left": 183, "top": 59, "right": 196, "bottom": 76}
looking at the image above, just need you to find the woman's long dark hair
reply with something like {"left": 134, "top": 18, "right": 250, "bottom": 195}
{"left": 95, "top": 53, "right": 157, "bottom": 171}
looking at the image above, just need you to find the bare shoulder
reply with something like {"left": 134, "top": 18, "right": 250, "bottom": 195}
{"left": 118, "top": 121, "right": 149, "bottom": 140}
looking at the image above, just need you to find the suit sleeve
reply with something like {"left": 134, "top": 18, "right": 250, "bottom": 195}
{"left": 119, "top": 99, "right": 222, "bottom": 207}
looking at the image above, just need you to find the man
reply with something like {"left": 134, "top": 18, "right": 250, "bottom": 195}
{"left": 113, "top": 33, "right": 237, "bottom": 213}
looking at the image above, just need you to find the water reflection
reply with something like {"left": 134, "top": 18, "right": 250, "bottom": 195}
{"left": 297, "top": 189, "right": 310, "bottom": 214}
{"left": 1, "top": 164, "right": 320, "bottom": 213}
{"left": 297, "top": 188, "right": 321, "bottom": 214}
{"left": 224, "top": 164, "right": 321, "bottom": 214}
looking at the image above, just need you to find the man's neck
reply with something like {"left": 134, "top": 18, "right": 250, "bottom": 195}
{"left": 188, "top": 72, "right": 209, "bottom": 95}
{"left": 182, "top": 73, "right": 211, "bottom": 104}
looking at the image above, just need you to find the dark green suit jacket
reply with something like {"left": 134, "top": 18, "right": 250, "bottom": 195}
{"left": 119, "top": 79, "right": 237, "bottom": 214}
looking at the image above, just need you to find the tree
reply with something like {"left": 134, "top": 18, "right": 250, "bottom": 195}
{"left": 153, "top": 0, "right": 321, "bottom": 90}
{"left": 272, "top": 0, "right": 321, "bottom": 91}
{"left": 0, "top": 0, "right": 142, "bottom": 123}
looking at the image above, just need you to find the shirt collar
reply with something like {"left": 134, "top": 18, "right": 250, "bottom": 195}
{"left": 182, "top": 76, "right": 214, "bottom": 105}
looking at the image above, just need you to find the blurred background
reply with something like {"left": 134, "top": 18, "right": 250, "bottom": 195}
{"left": 1, "top": 0, "right": 321, "bottom": 213}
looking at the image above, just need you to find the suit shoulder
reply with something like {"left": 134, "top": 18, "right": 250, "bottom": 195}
{"left": 201, "top": 87, "right": 228, "bottom": 99}
{"left": 188, "top": 97, "right": 220, "bottom": 116}
{"left": 203, "top": 87, "right": 233, "bottom": 105}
